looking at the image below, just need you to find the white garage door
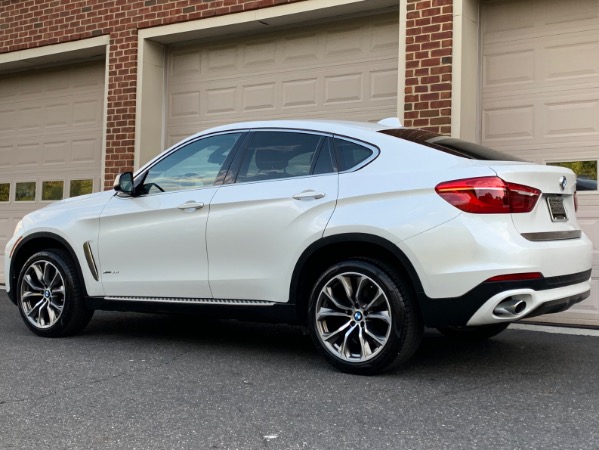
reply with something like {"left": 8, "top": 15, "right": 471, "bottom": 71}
{"left": 481, "top": 0, "right": 599, "bottom": 326}
{"left": 0, "top": 62, "right": 105, "bottom": 284}
{"left": 166, "top": 13, "right": 399, "bottom": 146}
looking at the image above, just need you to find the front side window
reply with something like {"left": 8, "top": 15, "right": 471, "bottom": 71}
{"left": 236, "top": 131, "right": 329, "bottom": 182}
{"left": 142, "top": 133, "right": 242, "bottom": 194}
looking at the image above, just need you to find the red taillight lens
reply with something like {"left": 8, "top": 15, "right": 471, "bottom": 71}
{"left": 435, "top": 176, "right": 540, "bottom": 214}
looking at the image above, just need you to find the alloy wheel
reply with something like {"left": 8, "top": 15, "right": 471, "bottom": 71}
{"left": 314, "top": 271, "right": 392, "bottom": 362}
{"left": 19, "top": 259, "right": 66, "bottom": 329}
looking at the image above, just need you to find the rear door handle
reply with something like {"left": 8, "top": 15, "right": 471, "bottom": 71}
{"left": 292, "top": 190, "right": 326, "bottom": 200}
{"left": 177, "top": 201, "right": 205, "bottom": 210}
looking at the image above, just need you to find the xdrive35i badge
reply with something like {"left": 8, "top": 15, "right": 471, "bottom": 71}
{"left": 559, "top": 176, "right": 567, "bottom": 191}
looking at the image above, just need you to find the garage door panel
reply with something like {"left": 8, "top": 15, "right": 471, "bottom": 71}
{"left": 484, "top": 31, "right": 599, "bottom": 98}
{"left": 168, "top": 31, "right": 397, "bottom": 138}
{"left": 545, "top": 99, "right": 599, "bottom": 138}
{"left": 167, "top": 14, "right": 399, "bottom": 141}
{"left": 545, "top": 39, "right": 599, "bottom": 82}
{"left": 484, "top": 0, "right": 599, "bottom": 44}
{"left": 243, "top": 83, "right": 277, "bottom": 111}
{"left": 483, "top": 91, "right": 599, "bottom": 149}
{"left": 482, "top": 0, "right": 599, "bottom": 326}
{"left": 0, "top": 96, "right": 103, "bottom": 138}
{"left": 0, "top": 62, "right": 104, "bottom": 284}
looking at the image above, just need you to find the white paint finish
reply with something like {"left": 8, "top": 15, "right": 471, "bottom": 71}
{"left": 0, "top": 62, "right": 105, "bottom": 283}
{"left": 165, "top": 14, "right": 399, "bottom": 145}
{"left": 207, "top": 175, "right": 339, "bottom": 302}
{"left": 98, "top": 189, "right": 217, "bottom": 298}
{"left": 4, "top": 190, "right": 115, "bottom": 295}
{"left": 481, "top": 0, "right": 599, "bottom": 326}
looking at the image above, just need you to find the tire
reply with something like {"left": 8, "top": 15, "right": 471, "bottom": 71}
{"left": 436, "top": 323, "right": 510, "bottom": 340}
{"left": 308, "top": 259, "right": 423, "bottom": 375}
{"left": 16, "top": 249, "right": 94, "bottom": 337}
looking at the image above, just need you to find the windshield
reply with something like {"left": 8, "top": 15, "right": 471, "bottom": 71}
{"left": 379, "top": 129, "right": 524, "bottom": 161}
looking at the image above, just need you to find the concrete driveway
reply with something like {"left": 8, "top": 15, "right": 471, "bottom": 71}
{"left": 1, "top": 290, "right": 598, "bottom": 449}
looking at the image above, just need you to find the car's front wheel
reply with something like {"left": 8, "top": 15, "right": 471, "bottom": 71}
{"left": 308, "top": 260, "right": 423, "bottom": 375}
{"left": 17, "top": 249, "right": 94, "bottom": 337}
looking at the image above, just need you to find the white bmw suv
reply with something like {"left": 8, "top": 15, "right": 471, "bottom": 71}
{"left": 4, "top": 119, "right": 593, "bottom": 374}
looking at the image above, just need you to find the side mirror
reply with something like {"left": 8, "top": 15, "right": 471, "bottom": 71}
{"left": 113, "top": 172, "right": 135, "bottom": 196}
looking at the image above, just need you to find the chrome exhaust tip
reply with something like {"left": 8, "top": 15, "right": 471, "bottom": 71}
{"left": 493, "top": 298, "right": 527, "bottom": 317}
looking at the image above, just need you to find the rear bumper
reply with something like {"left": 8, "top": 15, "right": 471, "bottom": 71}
{"left": 418, "top": 269, "right": 591, "bottom": 327}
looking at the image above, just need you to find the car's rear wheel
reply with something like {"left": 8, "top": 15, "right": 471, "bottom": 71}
{"left": 17, "top": 249, "right": 93, "bottom": 337}
{"left": 436, "top": 323, "right": 510, "bottom": 340}
{"left": 308, "top": 260, "right": 423, "bottom": 375}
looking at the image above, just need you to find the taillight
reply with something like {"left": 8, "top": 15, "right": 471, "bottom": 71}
{"left": 435, "top": 176, "right": 540, "bottom": 214}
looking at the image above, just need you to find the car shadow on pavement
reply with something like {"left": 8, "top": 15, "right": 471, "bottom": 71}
{"left": 79, "top": 311, "right": 558, "bottom": 375}
{"left": 83, "top": 310, "right": 317, "bottom": 356}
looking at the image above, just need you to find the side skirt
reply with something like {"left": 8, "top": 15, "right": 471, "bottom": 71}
{"left": 85, "top": 296, "right": 299, "bottom": 324}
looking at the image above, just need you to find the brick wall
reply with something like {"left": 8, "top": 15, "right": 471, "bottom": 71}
{"left": 0, "top": 0, "right": 306, "bottom": 189}
{"left": 403, "top": 0, "right": 453, "bottom": 135}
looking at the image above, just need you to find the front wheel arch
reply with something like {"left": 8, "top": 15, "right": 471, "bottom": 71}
{"left": 9, "top": 233, "right": 87, "bottom": 303}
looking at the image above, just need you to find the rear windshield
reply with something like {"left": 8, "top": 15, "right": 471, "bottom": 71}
{"left": 379, "top": 129, "right": 523, "bottom": 161}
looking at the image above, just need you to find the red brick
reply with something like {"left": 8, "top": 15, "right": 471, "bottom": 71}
{"left": 420, "top": 92, "right": 440, "bottom": 101}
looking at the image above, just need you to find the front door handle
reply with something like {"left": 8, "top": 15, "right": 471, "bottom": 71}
{"left": 292, "top": 190, "right": 326, "bottom": 200}
{"left": 177, "top": 201, "right": 205, "bottom": 210}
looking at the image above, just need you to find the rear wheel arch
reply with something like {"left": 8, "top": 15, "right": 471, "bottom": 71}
{"left": 290, "top": 233, "right": 424, "bottom": 324}
{"left": 9, "top": 233, "right": 87, "bottom": 303}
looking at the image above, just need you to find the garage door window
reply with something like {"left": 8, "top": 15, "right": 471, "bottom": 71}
{"left": 70, "top": 179, "right": 94, "bottom": 197}
{"left": 15, "top": 182, "right": 36, "bottom": 202}
{"left": 42, "top": 181, "right": 64, "bottom": 201}
{"left": 0, "top": 183, "right": 9, "bottom": 202}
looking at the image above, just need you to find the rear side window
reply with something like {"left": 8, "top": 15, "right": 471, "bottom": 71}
{"left": 236, "top": 131, "right": 328, "bottom": 182}
{"left": 333, "top": 138, "right": 375, "bottom": 171}
{"left": 379, "top": 128, "right": 523, "bottom": 161}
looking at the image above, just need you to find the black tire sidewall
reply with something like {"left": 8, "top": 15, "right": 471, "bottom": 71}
{"left": 16, "top": 250, "right": 85, "bottom": 337}
{"left": 308, "top": 260, "right": 416, "bottom": 375}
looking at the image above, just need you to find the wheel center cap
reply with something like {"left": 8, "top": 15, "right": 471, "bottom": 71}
{"left": 43, "top": 290, "right": 51, "bottom": 298}
{"left": 354, "top": 311, "right": 363, "bottom": 321}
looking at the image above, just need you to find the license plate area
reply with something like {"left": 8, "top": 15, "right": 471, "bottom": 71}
{"left": 546, "top": 196, "right": 568, "bottom": 222}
